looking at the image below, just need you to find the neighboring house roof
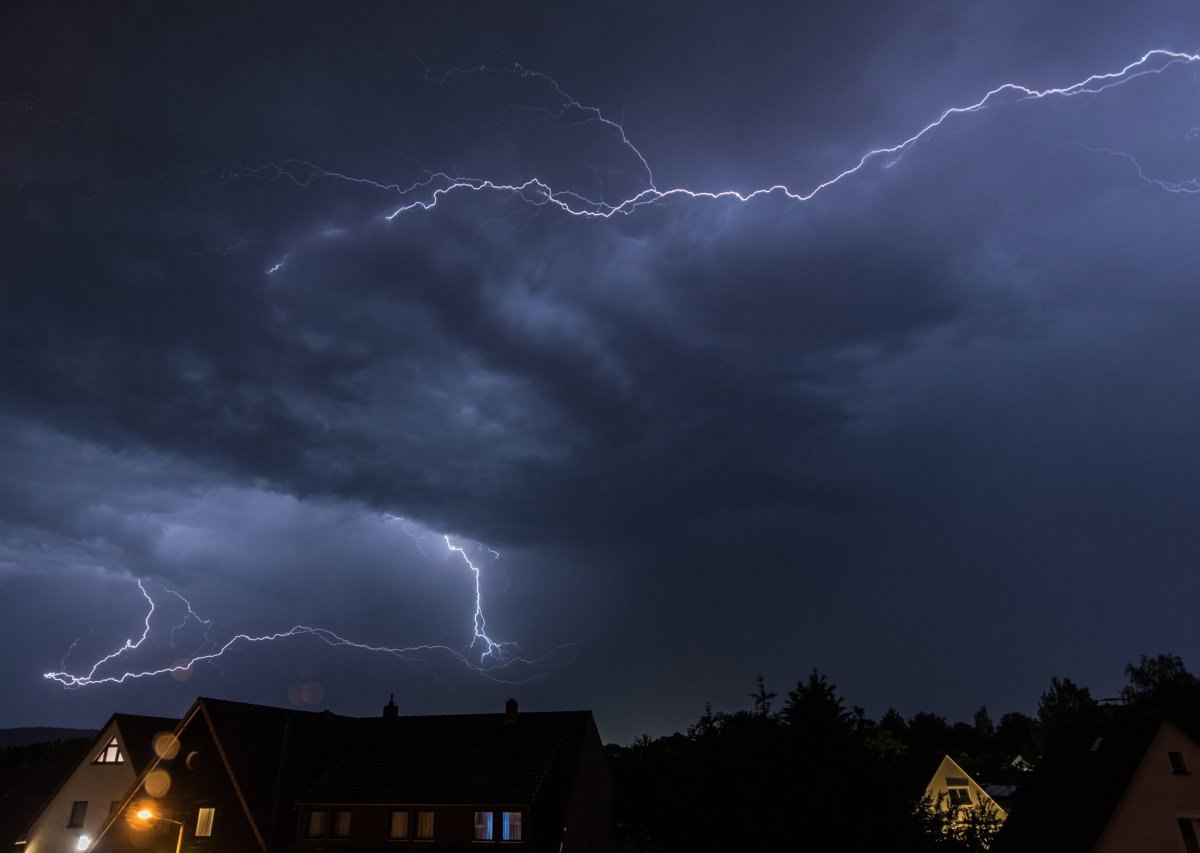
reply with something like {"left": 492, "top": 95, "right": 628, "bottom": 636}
{"left": 92, "top": 696, "right": 597, "bottom": 852}
{"left": 299, "top": 711, "right": 587, "bottom": 804}
{"left": 991, "top": 715, "right": 1175, "bottom": 852}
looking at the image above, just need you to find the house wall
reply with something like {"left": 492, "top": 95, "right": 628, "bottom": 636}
{"left": 1093, "top": 721, "right": 1200, "bottom": 853}
{"left": 922, "top": 755, "right": 1007, "bottom": 823}
{"left": 92, "top": 712, "right": 264, "bottom": 853}
{"left": 23, "top": 720, "right": 139, "bottom": 853}
{"left": 289, "top": 804, "right": 531, "bottom": 852}
{"left": 559, "top": 717, "right": 615, "bottom": 853}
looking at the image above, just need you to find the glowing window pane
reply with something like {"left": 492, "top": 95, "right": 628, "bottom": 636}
{"left": 416, "top": 811, "right": 434, "bottom": 840}
{"left": 93, "top": 737, "right": 123, "bottom": 764}
{"left": 305, "top": 810, "right": 327, "bottom": 838}
{"left": 389, "top": 811, "right": 409, "bottom": 839}
{"left": 196, "top": 807, "right": 214, "bottom": 837}
{"left": 502, "top": 811, "right": 522, "bottom": 841}
{"left": 473, "top": 811, "right": 493, "bottom": 840}
{"left": 332, "top": 810, "right": 351, "bottom": 838}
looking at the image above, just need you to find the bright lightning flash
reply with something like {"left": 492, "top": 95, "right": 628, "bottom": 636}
{"left": 217, "top": 46, "right": 1200, "bottom": 277}
{"left": 44, "top": 519, "right": 561, "bottom": 688}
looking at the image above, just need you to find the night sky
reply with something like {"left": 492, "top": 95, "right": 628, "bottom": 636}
{"left": 4, "top": 1, "right": 1200, "bottom": 744}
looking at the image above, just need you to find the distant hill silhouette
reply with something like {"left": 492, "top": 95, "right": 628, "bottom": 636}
{"left": 0, "top": 728, "right": 97, "bottom": 749}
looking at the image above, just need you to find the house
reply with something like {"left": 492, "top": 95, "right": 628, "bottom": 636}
{"left": 992, "top": 715, "right": 1200, "bottom": 852}
{"left": 15, "top": 713, "right": 176, "bottom": 853}
{"left": 87, "top": 695, "right": 614, "bottom": 853}
{"left": 922, "top": 754, "right": 1008, "bottom": 824}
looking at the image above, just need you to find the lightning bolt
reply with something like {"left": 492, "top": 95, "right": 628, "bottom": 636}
{"left": 213, "top": 44, "right": 1200, "bottom": 276}
{"left": 44, "top": 519, "right": 570, "bottom": 688}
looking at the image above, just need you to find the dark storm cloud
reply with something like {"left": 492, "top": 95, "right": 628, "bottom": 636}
{"left": 5, "top": 0, "right": 1200, "bottom": 740}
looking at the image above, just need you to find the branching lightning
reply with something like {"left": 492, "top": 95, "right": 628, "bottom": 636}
{"left": 45, "top": 519, "right": 567, "bottom": 688}
{"left": 37, "top": 45, "right": 1200, "bottom": 693}
{"left": 211, "top": 45, "right": 1200, "bottom": 277}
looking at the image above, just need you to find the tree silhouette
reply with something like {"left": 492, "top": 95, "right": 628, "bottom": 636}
{"left": 1121, "top": 653, "right": 1200, "bottom": 714}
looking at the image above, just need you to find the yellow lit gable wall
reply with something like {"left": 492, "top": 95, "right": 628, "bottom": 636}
{"left": 923, "top": 754, "right": 1007, "bottom": 827}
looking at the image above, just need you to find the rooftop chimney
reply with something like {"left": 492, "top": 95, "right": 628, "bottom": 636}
{"left": 505, "top": 698, "right": 518, "bottom": 722}
{"left": 383, "top": 693, "right": 398, "bottom": 719}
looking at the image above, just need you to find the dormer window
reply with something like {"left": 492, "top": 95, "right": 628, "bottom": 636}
{"left": 1170, "top": 751, "right": 1190, "bottom": 774}
{"left": 93, "top": 737, "right": 123, "bottom": 764}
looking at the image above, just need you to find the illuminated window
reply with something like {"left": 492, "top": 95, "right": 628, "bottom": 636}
{"left": 473, "top": 811, "right": 493, "bottom": 840}
{"left": 501, "top": 812, "right": 522, "bottom": 841}
{"left": 389, "top": 811, "right": 410, "bottom": 840}
{"left": 68, "top": 801, "right": 88, "bottom": 827}
{"left": 331, "top": 810, "right": 352, "bottom": 838}
{"left": 305, "top": 810, "right": 328, "bottom": 838}
{"left": 1170, "top": 751, "right": 1191, "bottom": 774}
{"left": 416, "top": 811, "right": 435, "bottom": 840}
{"left": 93, "top": 737, "right": 123, "bottom": 764}
{"left": 196, "top": 808, "right": 215, "bottom": 837}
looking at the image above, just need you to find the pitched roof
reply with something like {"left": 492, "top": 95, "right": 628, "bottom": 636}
{"left": 299, "top": 711, "right": 589, "bottom": 805}
{"left": 177, "top": 697, "right": 591, "bottom": 850}
{"left": 112, "top": 713, "right": 178, "bottom": 772}
{"left": 991, "top": 715, "right": 1169, "bottom": 852}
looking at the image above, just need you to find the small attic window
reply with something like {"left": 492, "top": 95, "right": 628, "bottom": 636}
{"left": 1169, "top": 751, "right": 1190, "bottom": 774}
{"left": 1090, "top": 736, "right": 1104, "bottom": 752}
{"left": 93, "top": 737, "right": 123, "bottom": 764}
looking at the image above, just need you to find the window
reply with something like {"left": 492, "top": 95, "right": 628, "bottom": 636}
{"left": 196, "top": 807, "right": 215, "bottom": 837}
{"left": 1179, "top": 818, "right": 1200, "bottom": 853}
{"left": 1170, "top": 751, "right": 1191, "bottom": 774}
{"left": 68, "top": 801, "right": 88, "bottom": 827}
{"left": 306, "top": 810, "right": 328, "bottom": 838}
{"left": 389, "top": 811, "right": 410, "bottom": 840}
{"left": 416, "top": 811, "right": 435, "bottom": 840}
{"left": 331, "top": 810, "right": 352, "bottom": 838}
{"left": 110, "top": 801, "right": 122, "bottom": 816}
{"left": 501, "top": 812, "right": 522, "bottom": 842}
{"left": 473, "top": 811, "right": 494, "bottom": 841}
{"left": 93, "top": 737, "right": 123, "bottom": 764}
{"left": 946, "top": 787, "right": 971, "bottom": 806}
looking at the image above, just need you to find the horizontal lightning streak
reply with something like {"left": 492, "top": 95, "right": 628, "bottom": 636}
{"left": 221, "top": 46, "right": 1200, "bottom": 262}
{"left": 45, "top": 521, "right": 571, "bottom": 688}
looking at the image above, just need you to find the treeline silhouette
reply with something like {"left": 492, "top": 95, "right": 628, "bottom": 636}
{"left": 605, "top": 653, "right": 1200, "bottom": 853}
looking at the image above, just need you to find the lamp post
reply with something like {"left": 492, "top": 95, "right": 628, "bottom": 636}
{"left": 135, "top": 809, "right": 184, "bottom": 853}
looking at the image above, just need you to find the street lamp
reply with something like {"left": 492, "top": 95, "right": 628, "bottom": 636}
{"left": 135, "top": 809, "right": 184, "bottom": 853}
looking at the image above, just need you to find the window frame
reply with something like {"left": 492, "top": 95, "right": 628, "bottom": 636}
{"left": 415, "top": 810, "right": 435, "bottom": 841}
{"left": 195, "top": 807, "right": 215, "bottom": 838}
{"left": 946, "top": 787, "right": 972, "bottom": 807}
{"left": 388, "top": 810, "right": 410, "bottom": 841}
{"left": 67, "top": 800, "right": 88, "bottom": 828}
{"left": 1170, "top": 751, "right": 1191, "bottom": 774}
{"left": 330, "top": 809, "right": 352, "bottom": 839}
{"left": 500, "top": 811, "right": 523, "bottom": 842}
{"left": 473, "top": 810, "right": 494, "bottom": 841}
{"left": 304, "top": 809, "right": 329, "bottom": 839}
{"left": 92, "top": 737, "right": 123, "bottom": 765}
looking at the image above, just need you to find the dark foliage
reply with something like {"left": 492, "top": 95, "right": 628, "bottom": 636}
{"left": 607, "top": 653, "right": 1200, "bottom": 853}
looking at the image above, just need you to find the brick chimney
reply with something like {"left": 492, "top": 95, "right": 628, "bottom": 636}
{"left": 383, "top": 693, "right": 398, "bottom": 719}
{"left": 504, "top": 698, "right": 518, "bottom": 722}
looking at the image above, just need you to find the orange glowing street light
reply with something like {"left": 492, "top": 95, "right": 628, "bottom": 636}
{"left": 135, "top": 809, "right": 184, "bottom": 853}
